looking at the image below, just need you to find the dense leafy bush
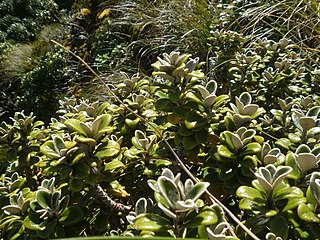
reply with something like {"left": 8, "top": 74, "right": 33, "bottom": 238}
{"left": 1, "top": 0, "right": 320, "bottom": 239}
{"left": 0, "top": 0, "right": 59, "bottom": 43}
{"left": 1, "top": 50, "right": 320, "bottom": 239}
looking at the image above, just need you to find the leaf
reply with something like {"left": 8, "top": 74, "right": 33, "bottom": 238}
{"left": 72, "top": 162, "right": 90, "bottom": 179}
{"left": 182, "top": 135, "right": 198, "bottom": 150}
{"left": 95, "top": 114, "right": 112, "bottom": 132}
{"left": 95, "top": 140, "right": 120, "bottom": 159}
{"left": 282, "top": 197, "right": 306, "bottom": 212}
{"left": 240, "top": 142, "right": 261, "bottom": 156}
{"left": 53, "top": 135, "right": 65, "bottom": 154}
{"left": 161, "top": 168, "right": 175, "bottom": 180}
{"left": 296, "top": 144, "right": 311, "bottom": 153}
{"left": 300, "top": 117, "right": 315, "bottom": 131}
{"left": 233, "top": 114, "right": 251, "bottom": 126}
{"left": 296, "top": 153, "right": 318, "bottom": 173}
{"left": 241, "top": 104, "right": 259, "bottom": 116}
{"left": 59, "top": 206, "right": 84, "bottom": 226}
{"left": 239, "top": 92, "right": 252, "bottom": 105}
{"left": 285, "top": 151, "right": 301, "bottom": 180}
{"left": 236, "top": 186, "right": 265, "bottom": 202}
{"left": 242, "top": 155, "right": 258, "bottom": 168}
{"left": 238, "top": 198, "right": 265, "bottom": 210}
{"left": 272, "top": 166, "right": 293, "bottom": 188}
{"left": 297, "top": 203, "right": 320, "bottom": 223}
{"left": 217, "top": 145, "right": 236, "bottom": 159}
{"left": 276, "top": 138, "right": 293, "bottom": 150}
{"left": 184, "top": 206, "right": 218, "bottom": 228}
{"left": 213, "top": 95, "right": 229, "bottom": 108}
{"left": 37, "top": 219, "right": 57, "bottom": 239}
{"left": 307, "top": 106, "right": 320, "bottom": 117}
{"left": 231, "top": 134, "right": 243, "bottom": 150}
{"left": 158, "top": 202, "right": 176, "bottom": 219}
{"left": 273, "top": 186, "right": 303, "bottom": 200}
{"left": 270, "top": 215, "right": 289, "bottom": 239}
{"left": 185, "top": 182, "right": 209, "bottom": 201}
{"left": 36, "top": 190, "right": 51, "bottom": 209}
{"left": 64, "top": 119, "right": 87, "bottom": 136}
{"left": 2, "top": 205, "right": 21, "bottom": 215}
{"left": 133, "top": 213, "right": 171, "bottom": 231}
{"left": 135, "top": 198, "right": 147, "bottom": 215}
{"left": 158, "top": 177, "right": 180, "bottom": 209}
{"left": 23, "top": 216, "right": 44, "bottom": 231}
{"left": 104, "top": 160, "right": 124, "bottom": 171}
{"left": 307, "top": 127, "right": 320, "bottom": 136}
{"left": 40, "top": 141, "right": 60, "bottom": 159}
{"left": 125, "top": 118, "right": 140, "bottom": 128}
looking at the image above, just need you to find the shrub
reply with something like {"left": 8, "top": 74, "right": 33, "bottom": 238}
{"left": 1, "top": 50, "right": 320, "bottom": 239}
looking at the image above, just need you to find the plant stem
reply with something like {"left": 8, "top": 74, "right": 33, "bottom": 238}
{"left": 91, "top": 183, "right": 131, "bottom": 212}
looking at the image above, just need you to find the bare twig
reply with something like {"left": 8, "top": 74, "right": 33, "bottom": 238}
{"left": 92, "top": 183, "right": 131, "bottom": 212}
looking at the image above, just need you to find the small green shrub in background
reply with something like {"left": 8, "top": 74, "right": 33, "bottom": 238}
{"left": 0, "top": 0, "right": 59, "bottom": 43}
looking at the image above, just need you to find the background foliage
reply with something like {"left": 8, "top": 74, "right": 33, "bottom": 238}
{"left": 1, "top": 0, "right": 320, "bottom": 239}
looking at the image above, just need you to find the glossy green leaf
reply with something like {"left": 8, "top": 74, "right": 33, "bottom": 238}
{"left": 265, "top": 209, "right": 278, "bottom": 218}
{"left": 276, "top": 138, "right": 292, "bottom": 150}
{"left": 224, "top": 115, "right": 236, "bottom": 131}
{"left": 310, "top": 172, "right": 320, "bottom": 205}
{"left": 282, "top": 197, "right": 306, "bottom": 212}
{"left": 40, "top": 141, "right": 60, "bottom": 159}
{"left": 184, "top": 206, "right": 218, "bottom": 228}
{"left": 133, "top": 213, "right": 171, "bottom": 231}
{"left": 238, "top": 198, "right": 265, "bottom": 210}
{"left": 241, "top": 155, "right": 258, "bottom": 168}
{"left": 213, "top": 95, "right": 229, "bottom": 108}
{"left": 23, "top": 216, "right": 44, "bottom": 231}
{"left": 240, "top": 142, "right": 261, "bottom": 156}
{"left": 236, "top": 186, "right": 265, "bottom": 202}
{"left": 104, "top": 160, "right": 124, "bottom": 171}
{"left": 273, "top": 186, "right": 303, "bottom": 200}
{"left": 64, "top": 119, "right": 87, "bottom": 136}
{"left": 307, "top": 127, "right": 320, "bottom": 136}
{"left": 95, "top": 140, "right": 120, "bottom": 159}
{"left": 125, "top": 118, "right": 140, "bottom": 128}
{"left": 285, "top": 152, "right": 300, "bottom": 180}
{"left": 297, "top": 203, "right": 320, "bottom": 223}
{"left": 36, "top": 190, "right": 51, "bottom": 209}
{"left": 217, "top": 145, "right": 236, "bottom": 159}
{"left": 59, "top": 206, "right": 84, "bottom": 226}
